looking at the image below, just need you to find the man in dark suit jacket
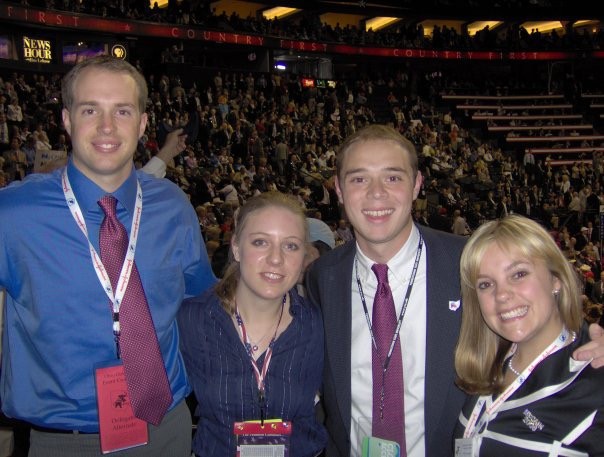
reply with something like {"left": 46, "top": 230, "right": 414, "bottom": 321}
{"left": 495, "top": 195, "right": 510, "bottom": 219}
{"left": 575, "top": 227, "right": 591, "bottom": 253}
{"left": 307, "top": 225, "right": 466, "bottom": 457}
{"left": 592, "top": 271, "right": 604, "bottom": 304}
{"left": 306, "top": 125, "right": 467, "bottom": 457}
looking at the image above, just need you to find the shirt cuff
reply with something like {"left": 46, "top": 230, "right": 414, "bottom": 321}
{"left": 142, "top": 156, "right": 167, "bottom": 179}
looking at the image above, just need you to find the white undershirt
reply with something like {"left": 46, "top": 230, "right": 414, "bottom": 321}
{"left": 350, "top": 225, "right": 427, "bottom": 457}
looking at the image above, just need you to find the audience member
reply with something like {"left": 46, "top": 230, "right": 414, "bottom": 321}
{"left": 335, "top": 218, "right": 354, "bottom": 243}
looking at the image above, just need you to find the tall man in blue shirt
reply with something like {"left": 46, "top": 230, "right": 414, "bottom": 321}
{"left": 0, "top": 56, "right": 215, "bottom": 456}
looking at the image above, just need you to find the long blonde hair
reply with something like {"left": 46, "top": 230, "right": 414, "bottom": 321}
{"left": 214, "top": 191, "right": 308, "bottom": 314}
{"left": 454, "top": 215, "right": 582, "bottom": 395}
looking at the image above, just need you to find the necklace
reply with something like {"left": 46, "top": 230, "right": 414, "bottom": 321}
{"left": 507, "top": 356, "right": 522, "bottom": 376}
{"left": 235, "top": 295, "right": 286, "bottom": 353}
{"left": 507, "top": 330, "right": 577, "bottom": 377}
{"left": 248, "top": 328, "right": 272, "bottom": 352}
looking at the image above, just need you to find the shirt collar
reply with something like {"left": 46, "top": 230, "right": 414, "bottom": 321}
{"left": 355, "top": 224, "right": 421, "bottom": 285}
{"left": 66, "top": 158, "right": 139, "bottom": 215}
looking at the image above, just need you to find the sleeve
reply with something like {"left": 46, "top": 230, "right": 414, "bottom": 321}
{"left": 142, "top": 156, "right": 167, "bottom": 179}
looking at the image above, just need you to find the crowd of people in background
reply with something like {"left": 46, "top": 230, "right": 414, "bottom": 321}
{"left": 3, "top": 4, "right": 604, "bottom": 333}
{"left": 2, "top": 3, "right": 604, "bottom": 453}
{"left": 2, "top": 59, "right": 604, "bottom": 322}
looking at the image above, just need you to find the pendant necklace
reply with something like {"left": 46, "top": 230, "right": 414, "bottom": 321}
{"left": 235, "top": 295, "right": 286, "bottom": 353}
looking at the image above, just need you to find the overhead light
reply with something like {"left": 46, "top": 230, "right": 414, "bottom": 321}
{"left": 263, "top": 7, "right": 299, "bottom": 20}
{"left": 420, "top": 20, "right": 465, "bottom": 37}
{"left": 467, "top": 21, "right": 503, "bottom": 36}
{"left": 365, "top": 17, "right": 400, "bottom": 32}
{"left": 521, "top": 21, "right": 563, "bottom": 33}
{"left": 149, "top": 0, "right": 168, "bottom": 7}
{"left": 573, "top": 19, "right": 600, "bottom": 33}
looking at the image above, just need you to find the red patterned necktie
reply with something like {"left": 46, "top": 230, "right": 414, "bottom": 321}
{"left": 98, "top": 195, "right": 172, "bottom": 426}
{"left": 371, "top": 263, "right": 406, "bottom": 454}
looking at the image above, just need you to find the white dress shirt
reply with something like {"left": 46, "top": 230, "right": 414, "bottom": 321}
{"left": 350, "top": 225, "right": 427, "bottom": 457}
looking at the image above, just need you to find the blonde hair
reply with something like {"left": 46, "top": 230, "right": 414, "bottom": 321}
{"left": 61, "top": 55, "right": 148, "bottom": 113}
{"left": 214, "top": 191, "right": 308, "bottom": 314}
{"left": 336, "top": 124, "right": 418, "bottom": 181}
{"left": 455, "top": 215, "right": 582, "bottom": 395}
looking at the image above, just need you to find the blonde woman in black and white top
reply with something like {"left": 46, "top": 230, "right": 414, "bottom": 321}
{"left": 454, "top": 215, "right": 604, "bottom": 456}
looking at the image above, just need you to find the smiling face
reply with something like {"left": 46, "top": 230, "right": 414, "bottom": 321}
{"left": 335, "top": 138, "right": 422, "bottom": 263}
{"left": 475, "top": 242, "right": 562, "bottom": 356}
{"left": 62, "top": 68, "right": 147, "bottom": 192}
{"left": 232, "top": 206, "right": 306, "bottom": 307}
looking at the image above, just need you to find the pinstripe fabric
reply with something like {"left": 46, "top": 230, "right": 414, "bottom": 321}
{"left": 178, "top": 287, "right": 327, "bottom": 456}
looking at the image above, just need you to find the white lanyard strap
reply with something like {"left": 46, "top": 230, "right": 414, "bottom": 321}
{"left": 482, "top": 431, "right": 588, "bottom": 457}
{"left": 62, "top": 169, "right": 143, "bottom": 332}
{"left": 464, "top": 327, "right": 571, "bottom": 438}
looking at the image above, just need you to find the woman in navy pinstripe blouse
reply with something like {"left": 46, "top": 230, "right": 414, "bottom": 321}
{"left": 178, "top": 191, "right": 327, "bottom": 456}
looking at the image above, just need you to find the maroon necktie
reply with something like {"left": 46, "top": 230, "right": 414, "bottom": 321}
{"left": 371, "top": 264, "right": 406, "bottom": 453}
{"left": 98, "top": 195, "right": 173, "bottom": 425}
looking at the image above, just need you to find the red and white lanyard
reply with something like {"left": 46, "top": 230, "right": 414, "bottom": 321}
{"left": 234, "top": 295, "right": 285, "bottom": 424}
{"left": 62, "top": 169, "right": 142, "bottom": 338}
{"left": 463, "top": 327, "right": 571, "bottom": 438}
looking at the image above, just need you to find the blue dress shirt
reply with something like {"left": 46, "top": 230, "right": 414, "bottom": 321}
{"left": 178, "top": 287, "right": 327, "bottom": 456}
{"left": 0, "top": 159, "right": 216, "bottom": 431}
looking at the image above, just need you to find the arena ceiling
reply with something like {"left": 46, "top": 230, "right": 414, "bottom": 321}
{"left": 211, "top": 0, "right": 600, "bottom": 35}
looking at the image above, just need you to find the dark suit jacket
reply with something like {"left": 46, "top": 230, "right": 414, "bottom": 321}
{"left": 592, "top": 280, "right": 604, "bottom": 304}
{"left": 496, "top": 201, "right": 508, "bottom": 219}
{"left": 306, "top": 225, "right": 468, "bottom": 457}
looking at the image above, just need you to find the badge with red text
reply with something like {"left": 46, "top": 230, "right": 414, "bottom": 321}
{"left": 95, "top": 362, "right": 148, "bottom": 454}
{"left": 234, "top": 419, "right": 291, "bottom": 457}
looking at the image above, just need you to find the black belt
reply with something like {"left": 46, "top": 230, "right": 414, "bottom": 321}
{"left": 30, "top": 424, "right": 97, "bottom": 435}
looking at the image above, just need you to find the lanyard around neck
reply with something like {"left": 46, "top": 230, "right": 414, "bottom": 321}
{"left": 234, "top": 294, "right": 286, "bottom": 425}
{"left": 355, "top": 236, "right": 424, "bottom": 371}
{"left": 62, "top": 169, "right": 142, "bottom": 336}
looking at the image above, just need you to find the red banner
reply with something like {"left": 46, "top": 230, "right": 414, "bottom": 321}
{"left": 0, "top": 4, "right": 593, "bottom": 61}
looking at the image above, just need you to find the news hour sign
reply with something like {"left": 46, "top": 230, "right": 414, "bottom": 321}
{"left": 22, "top": 35, "right": 52, "bottom": 63}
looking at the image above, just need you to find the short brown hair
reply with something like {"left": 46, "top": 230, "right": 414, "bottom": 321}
{"left": 61, "top": 55, "right": 148, "bottom": 113}
{"left": 336, "top": 124, "right": 418, "bottom": 181}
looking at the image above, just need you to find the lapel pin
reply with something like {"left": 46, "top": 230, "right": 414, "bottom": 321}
{"left": 449, "top": 299, "right": 461, "bottom": 311}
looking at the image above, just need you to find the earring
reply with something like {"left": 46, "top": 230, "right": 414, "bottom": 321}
{"left": 553, "top": 289, "right": 560, "bottom": 296}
